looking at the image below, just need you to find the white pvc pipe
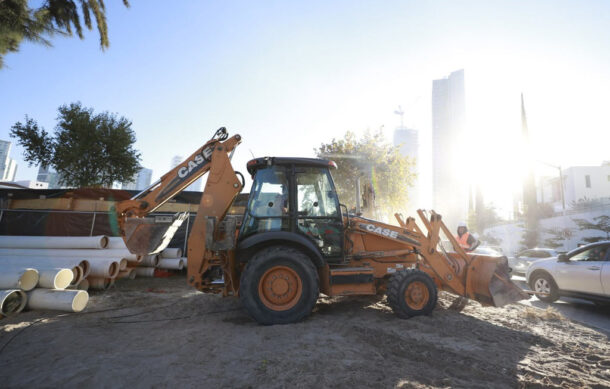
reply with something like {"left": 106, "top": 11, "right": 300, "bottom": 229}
{"left": 106, "top": 237, "right": 128, "bottom": 250}
{"left": 0, "top": 257, "right": 86, "bottom": 285}
{"left": 118, "top": 258, "right": 128, "bottom": 271}
{"left": 0, "top": 248, "right": 138, "bottom": 261}
{"left": 0, "top": 235, "right": 108, "bottom": 249}
{"left": 117, "top": 269, "right": 136, "bottom": 280}
{"left": 157, "top": 258, "right": 185, "bottom": 270}
{"left": 87, "top": 277, "right": 112, "bottom": 290}
{"left": 0, "top": 268, "right": 39, "bottom": 291}
{"left": 161, "top": 248, "right": 182, "bottom": 259}
{"left": 134, "top": 267, "right": 156, "bottom": 277}
{"left": 38, "top": 268, "right": 74, "bottom": 289}
{"left": 27, "top": 289, "right": 89, "bottom": 312}
{"left": 0, "top": 289, "right": 27, "bottom": 317}
{"left": 68, "top": 278, "right": 89, "bottom": 291}
{"left": 140, "top": 254, "right": 159, "bottom": 267}
{"left": 85, "top": 258, "right": 120, "bottom": 278}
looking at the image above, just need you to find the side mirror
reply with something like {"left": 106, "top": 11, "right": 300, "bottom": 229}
{"left": 557, "top": 254, "right": 569, "bottom": 262}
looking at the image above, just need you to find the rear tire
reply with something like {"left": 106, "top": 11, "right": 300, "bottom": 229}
{"left": 239, "top": 246, "right": 319, "bottom": 325}
{"left": 387, "top": 269, "right": 438, "bottom": 319}
{"left": 530, "top": 272, "right": 559, "bottom": 303}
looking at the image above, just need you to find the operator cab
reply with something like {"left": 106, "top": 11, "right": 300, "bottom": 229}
{"left": 240, "top": 157, "right": 344, "bottom": 261}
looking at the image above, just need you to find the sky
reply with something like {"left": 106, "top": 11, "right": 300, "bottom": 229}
{"left": 1, "top": 0, "right": 609, "bottom": 218}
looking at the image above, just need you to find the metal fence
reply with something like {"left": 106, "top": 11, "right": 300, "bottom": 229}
{"left": 0, "top": 208, "right": 195, "bottom": 253}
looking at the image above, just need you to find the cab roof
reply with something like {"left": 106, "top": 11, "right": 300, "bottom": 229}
{"left": 246, "top": 157, "right": 337, "bottom": 176}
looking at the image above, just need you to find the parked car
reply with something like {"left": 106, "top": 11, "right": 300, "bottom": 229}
{"left": 509, "top": 248, "right": 560, "bottom": 276}
{"left": 526, "top": 241, "right": 610, "bottom": 304}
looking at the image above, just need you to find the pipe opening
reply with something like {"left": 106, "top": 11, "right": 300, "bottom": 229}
{"left": 71, "top": 291, "right": 89, "bottom": 312}
{"left": 70, "top": 266, "right": 83, "bottom": 285}
{"left": 54, "top": 269, "right": 74, "bottom": 289}
{"left": 80, "top": 261, "right": 90, "bottom": 278}
{"left": 20, "top": 269, "right": 39, "bottom": 291}
{"left": 108, "top": 262, "right": 119, "bottom": 278}
{"left": 1, "top": 290, "right": 27, "bottom": 316}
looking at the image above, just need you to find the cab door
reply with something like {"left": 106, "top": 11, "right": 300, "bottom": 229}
{"left": 295, "top": 167, "right": 343, "bottom": 262}
{"left": 555, "top": 244, "right": 608, "bottom": 295}
{"left": 240, "top": 166, "right": 291, "bottom": 239}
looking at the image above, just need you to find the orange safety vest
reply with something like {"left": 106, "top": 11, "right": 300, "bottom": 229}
{"left": 456, "top": 232, "right": 471, "bottom": 250}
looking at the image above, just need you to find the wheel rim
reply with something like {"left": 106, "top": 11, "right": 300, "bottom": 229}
{"left": 404, "top": 281, "right": 430, "bottom": 310}
{"left": 534, "top": 278, "right": 550, "bottom": 294}
{"left": 258, "top": 266, "right": 303, "bottom": 311}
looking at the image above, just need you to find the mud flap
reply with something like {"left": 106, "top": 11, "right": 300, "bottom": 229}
{"left": 122, "top": 212, "right": 188, "bottom": 255}
{"left": 466, "top": 256, "right": 530, "bottom": 307}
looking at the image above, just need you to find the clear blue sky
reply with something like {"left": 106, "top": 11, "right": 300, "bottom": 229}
{"left": 1, "top": 0, "right": 609, "bottom": 214}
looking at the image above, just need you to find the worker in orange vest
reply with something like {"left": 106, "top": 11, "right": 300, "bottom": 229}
{"left": 456, "top": 221, "right": 479, "bottom": 252}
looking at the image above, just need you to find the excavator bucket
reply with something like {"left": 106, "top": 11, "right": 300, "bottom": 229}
{"left": 465, "top": 255, "right": 530, "bottom": 307}
{"left": 122, "top": 212, "right": 188, "bottom": 255}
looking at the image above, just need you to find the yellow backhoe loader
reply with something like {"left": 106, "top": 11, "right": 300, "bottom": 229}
{"left": 115, "top": 128, "right": 527, "bottom": 324}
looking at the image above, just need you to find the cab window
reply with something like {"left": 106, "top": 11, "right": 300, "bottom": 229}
{"left": 296, "top": 168, "right": 338, "bottom": 217}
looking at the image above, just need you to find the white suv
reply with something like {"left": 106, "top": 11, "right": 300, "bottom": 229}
{"left": 509, "top": 248, "right": 560, "bottom": 276}
{"left": 526, "top": 241, "right": 610, "bottom": 304}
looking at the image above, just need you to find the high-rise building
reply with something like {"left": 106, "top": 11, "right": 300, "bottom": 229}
{"left": 171, "top": 155, "right": 203, "bottom": 192}
{"left": 0, "top": 140, "right": 18, "bottom": 181}
{"left": 37, "top": 165, "right": 61, "bottom": 188}
{"left": 393, "top": 126, "right": 419, "bottom": 209}
{"left": 136, "top": 168, "right": 152, "bottom": 190}
{"left": 431, "top": 69, "right": 467, "bottom": 228}
{"left": 122, "top": 167, "right": 154, "bottom": 191}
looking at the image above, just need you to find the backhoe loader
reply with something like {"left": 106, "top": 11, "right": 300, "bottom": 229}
{"left": 115, "top": 128, "right": 527, "bottom": 324}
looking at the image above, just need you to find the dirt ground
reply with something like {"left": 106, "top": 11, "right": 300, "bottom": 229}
{"left": 1, "top": 276, "right": 609, "bottom": 388}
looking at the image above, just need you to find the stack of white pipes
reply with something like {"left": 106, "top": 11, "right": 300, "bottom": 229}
{"left": 105, "top": 237, "right": 186, "bottom": 277}
{"left": 0, "top": 236, "right": 187, "bottom": 317}
{"left": 0, "top": 235, "right": 123, "bottom": 314}
{"left": 134, "top": 247, "right": 185, "bottom": 277}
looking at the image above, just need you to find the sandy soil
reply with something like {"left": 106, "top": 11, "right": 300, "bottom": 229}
{"left": 1, "top": 276, "right": 609, "bottom": 388}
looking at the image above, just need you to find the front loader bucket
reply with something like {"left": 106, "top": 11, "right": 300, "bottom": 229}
{"left": 465, "top": 255, "right": 530, "bottom": 307}
{"left": 122, "top": 212, "right": 188, "bottom": 255}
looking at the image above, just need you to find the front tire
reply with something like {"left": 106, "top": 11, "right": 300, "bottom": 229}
{"left": 239, "top": 246, "right": 319, "bottom": 325}
{"left": 387, "top": 269, "right": 438, "bottom": 319}
{"left": 530, "top": 272, "right": 559, "bottom": 303}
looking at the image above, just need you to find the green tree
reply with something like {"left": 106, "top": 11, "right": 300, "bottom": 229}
{"left": 315, "top": 130, "right": 416, "bottom": 218}
{"left": 10, "top": 102, "right": 140, "bottom": 187}
{"left": 572, "top": 215, "right": 610, "bottom": 244}
{"left": 0, "top": 0, "right": 129, "bottom": 68}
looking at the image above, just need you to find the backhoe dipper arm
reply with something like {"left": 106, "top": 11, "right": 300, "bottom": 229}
{"left": 116, "top": 129, "right": 242, "bottom": 219}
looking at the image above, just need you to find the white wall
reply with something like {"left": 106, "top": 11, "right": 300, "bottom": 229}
{"left": 15, "top": 180, "right": 49, "bottom": 189}
{"left": 563, "top": 165, "right": 610, "bottom": 206}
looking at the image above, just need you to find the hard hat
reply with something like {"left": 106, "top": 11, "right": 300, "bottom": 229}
{"left": 457, "top": 221, "right": 467, "bottom": 228}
